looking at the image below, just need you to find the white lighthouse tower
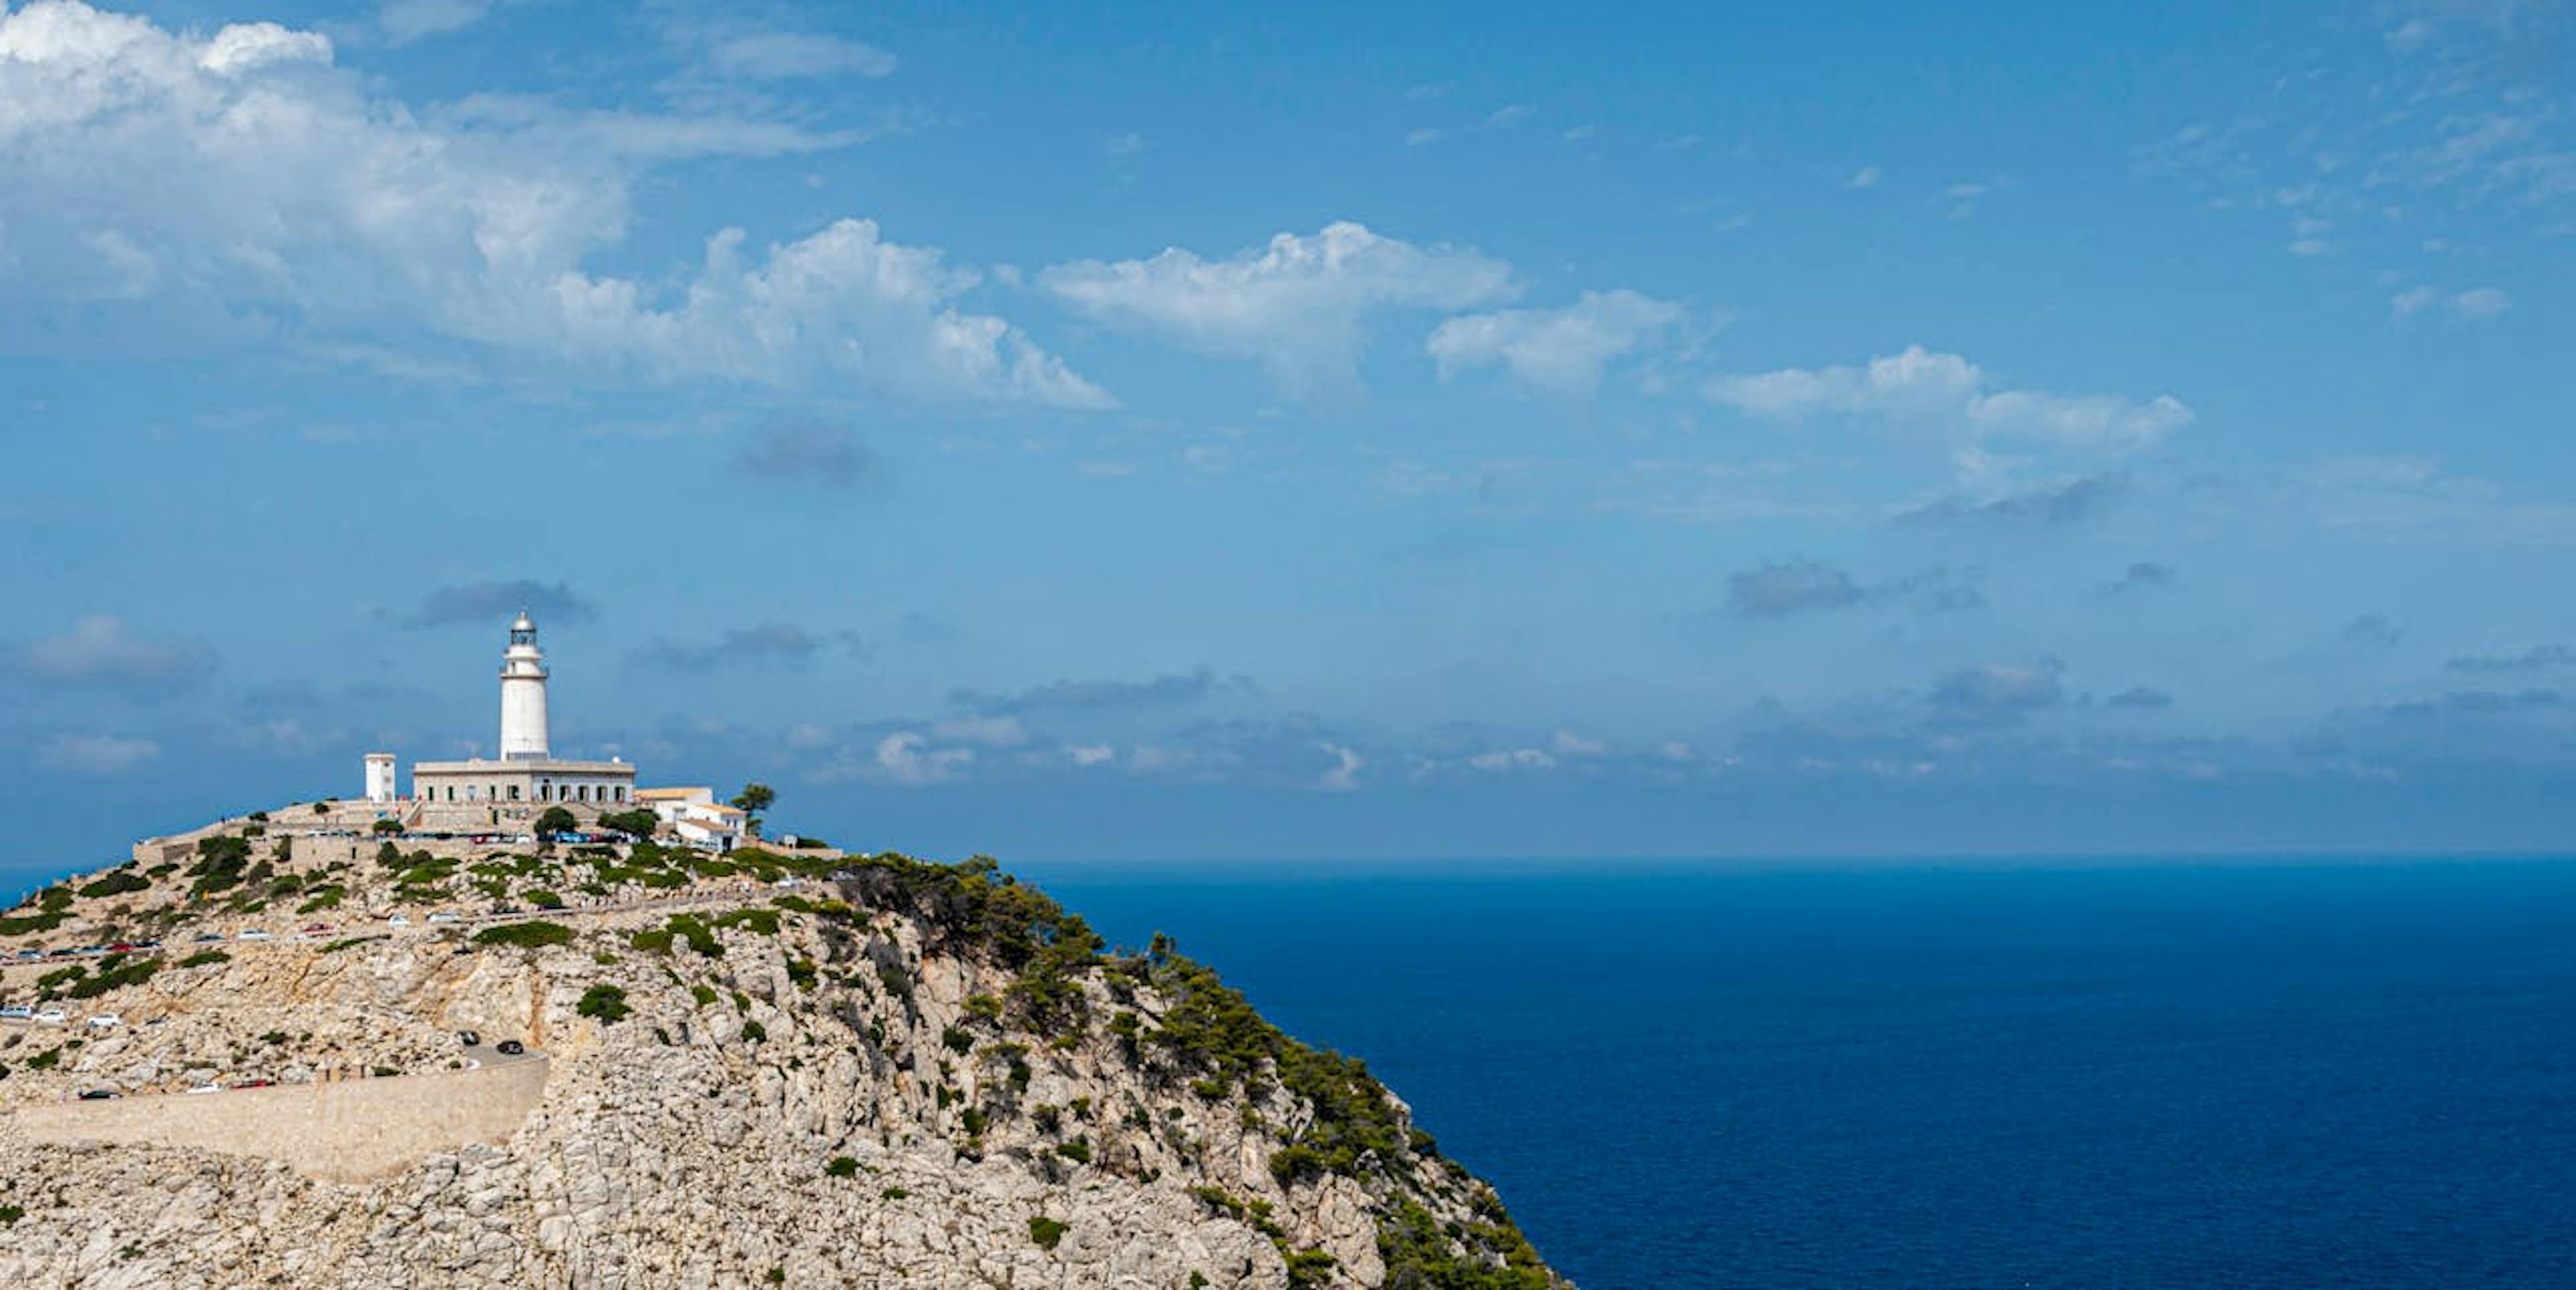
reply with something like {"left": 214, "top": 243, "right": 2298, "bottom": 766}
{"left": 498, "top": 610, "right": 550, "bottom": 761}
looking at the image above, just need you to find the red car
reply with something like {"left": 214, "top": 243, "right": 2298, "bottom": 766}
{"left": 107, "top": 943, "right": 136, "bottom": 953}
{"left": 301, "top": 924, "right": 332, "bottom": 934}
{"left": 233, "top": 1079, "right": 275, "bottom": 1089}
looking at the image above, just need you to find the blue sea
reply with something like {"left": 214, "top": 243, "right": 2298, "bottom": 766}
{"left": 1019, "top": 859, "right": 2576, "bottom": 1290}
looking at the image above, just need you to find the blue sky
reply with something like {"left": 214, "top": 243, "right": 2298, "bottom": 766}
{"left": 2, "top": 0, "right": 2572, "bottom": 871}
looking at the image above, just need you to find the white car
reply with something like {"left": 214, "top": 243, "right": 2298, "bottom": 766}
{"left": 425, "top": 912, "right": 460, "bottom": 924}
{"left": 0, "top": 1004, "right": 32, "bottom": 1021}
{"left": 237, "top": 930, "right": 274, "bottom": 941}
{"left": 33, "top": 1008, "right": 68, "bottom": 1024}
{"left": 184, "top": 1083, "right": 221, "bottom": 1095}
{"left": 386, "top": 914, "right": 411, "bottom": 928}
{"left": 87, "top": 1014, "right": 122, "bottom": 1029}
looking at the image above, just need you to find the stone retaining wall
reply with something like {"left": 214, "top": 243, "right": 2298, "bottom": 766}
{"left": 9, "top": 1055, "right": 548, "bottom": 1183}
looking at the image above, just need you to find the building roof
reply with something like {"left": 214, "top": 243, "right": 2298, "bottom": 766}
{"left": 691, "top": 803, "right": 747, "bottom": 818}
{"left": 634, "top": 787, "right": 712, "bottom": 800}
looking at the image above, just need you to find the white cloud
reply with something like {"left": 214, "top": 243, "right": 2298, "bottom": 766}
{"left": 1847, "top": 165, "right": 1881, "bottom": 189}
{"left": 0, "top": 3, "right": 1098, "bottom": 409}
{"left": 1318, "top": 742, "right": 1364, "bottom": 791}
{"left": 1040, "top": 221, "right": 1515, "bottom": 394}
{"left": 1067, "top": 743, "right": 1116, "bottom": 767}
{"left": 40, "top": 733, "right": 160, "bottom": 774}
{"left": 1466, "top": 747, "right": 1555, "bottom": 773}
{"left": 2392, "top": 284, "right": 2512, "bottom": 321}
{"left": 2452, "top": 286, "right": 2512, "bottom": 319}
{"left": 376, "top": 0, "right": 493, "bottom": 46}
{"left": 1706, "top": 345, "right": 2190, "bottom": 484}
{"left": 702, "top": 31, "right": 896, "bottom": 80}
{"left": 1102, "top": 131, "right": 1144, "bottom": 157}
{"left": 13, "top": 614, "right": 216, "bottom": 690}
{"left": 1426, "top": 289, "right": 1682, "bottom": 397}
{"left": 865, "top": 731, "right": 974, "bottom": 785}
{"left": 1405, "top": 127, "right": 1443, "bottom": 147}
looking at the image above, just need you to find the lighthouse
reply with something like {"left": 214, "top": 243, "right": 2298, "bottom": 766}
{"left": 498, "top": 610, "right": 551, "bottom": 761}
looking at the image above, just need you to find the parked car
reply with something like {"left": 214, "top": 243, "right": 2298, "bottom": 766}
{"left": 386, "top": 914, "right": 411, "bottom": 928}
{"left": 193, "top": 932, "right": 226, "bottom": 943}
{"left": 237, "top": 930, "right": 274, "bottom": 941}
{"left": 107, "top": 942, "right": 136, "bottom": 953}
{"left": 300, "top": 923, "right": 331, "bottom": 934}
{"left": 455, "top": 1030, "right": 481, "bottom": 1046}
{"left": 0, "top": 1004, "right": 32, "bottom": 1020}
{"left": 12, "top": 949, "right": 41, "bottom": 959}
{"left": 496, "top": 1040, "right": 526, "bottom": 1056}
{"left": 76, "top": 1089, "right": 118, "bottom": 1100}
{"left": 425, "top": 912, "right": 460, "bottom": 924}
{"left": 233, "top": 1079, "right": 274, "bottom": 1089}
{"left": 86, "top": 1014, "right": 122, "bottom": 1029}
{"left": 133, "top": 939, "right": 161, "bottom": 949}
{"left": 184, "top": 1083, "right": 222, "bottom": 1095}
{"left": 33, "top": 1008, "right": 68, "bottom": 1024}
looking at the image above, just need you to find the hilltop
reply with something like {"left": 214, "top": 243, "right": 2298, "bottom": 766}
{"left": 0, "top": 806, "right": 1566, "bottom": 1289}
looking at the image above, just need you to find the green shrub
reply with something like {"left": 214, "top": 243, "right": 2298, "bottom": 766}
{"left": 941, "top": 1026, "right": 974, "bottom": 1055}
{"left": 711, "top": 908, "right": 779, "bottom": 936}
{"left": 880, "top": 1187, "right": 910, "bottom": 1201}
{"left": 577, "top": 983, "right": 630, "bottom": 1023}
{"left": 27, "top": 1048, "right": 60, "bottom": 1071}
{"left": 176, "top": 951, "right": 229, "bottom": 969}
{"left": 959, "top": 1106, "right": 987, "bottom": 1136}
{"left": 1027, "top": 1216, "right": 1068, "bottom": 1250}
{"left": 319, "top": 935, "right": 383, "bottom": 954}
{"left": 1055, "top": 1138, "right": 1091, "bottom": 1165}
{"left": 824, "top": 1156, "right": 860, "bottom": 1178}
{"left": 79, "top": 870, "right": 151, "bottom": 899}
{"left": 739, "top": 1019, "right": 767, "bottom": 1043}
{"left": 473, "top": 921, "right": 574, "bottom": 949}
{"left": 295, "top": 885, "right": 345, "bottom": 914}
{"left": 524, "top": 889, "right": 566, "bottom": 910}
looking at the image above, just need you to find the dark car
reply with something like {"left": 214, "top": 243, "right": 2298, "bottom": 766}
{"left": 456, "top": 1030, "right": 482, "bottom": 1046}
{"left": 496, "top": 1040, "right": 526, "bottom": 1056}
{"left": 234, "top": 1079, "right": 275, "bottom": 1089}
{"left": 193, "top": 933, "right": 225, "bottom": 943}
{"left": 77, "top": 1089, "right": 119, "bottom": 1100}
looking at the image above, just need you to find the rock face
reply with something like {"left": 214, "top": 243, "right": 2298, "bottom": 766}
{"left": 0, "top": 842, "right": 1566, "bottom": 1290}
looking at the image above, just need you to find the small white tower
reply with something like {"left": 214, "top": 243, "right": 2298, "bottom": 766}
{"left": 364, "top": 752, "right": 397, "bottom": 804}
{"left": 498, "top": 611, "right": 551, "bottom": 761}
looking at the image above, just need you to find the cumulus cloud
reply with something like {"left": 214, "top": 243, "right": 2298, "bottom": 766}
{"left": 392, "top": 580, "right": 596, "bottom": 629}
{"left": 1038, "top": 221, "right": 1515, "bottom": 394}
{"left": 38, "top": 731, "right": 160, "bottom": 773}
{"left": 1426, "top": 289, "right": 1682, "bottom": 396}
{"left": 0, "top": 3, "right": 1100, "bottom": 408}
{"left": 1707, "top": 347, "right": 2189, "bottom": 487}
{"left": 10, "top": 614, "right": 217, "bottom": 692}
{"left": 732, "top": 423, "right": 873, "bottom": 488}
{"left": 628, "top": 622, "right": 867, "bottom": 671}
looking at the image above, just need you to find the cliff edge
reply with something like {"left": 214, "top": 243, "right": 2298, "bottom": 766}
{"left": 0, "top": 826, "right": 1565, "bottom": 1290}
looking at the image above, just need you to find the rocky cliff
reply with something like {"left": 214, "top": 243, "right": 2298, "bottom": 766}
{"left": 0, "top": 824, "right": 1565, "bottom": 1290}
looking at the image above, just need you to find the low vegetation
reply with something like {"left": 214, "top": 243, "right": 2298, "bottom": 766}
{"left": 472, "top": 921, "right": 575, "bottom": 950}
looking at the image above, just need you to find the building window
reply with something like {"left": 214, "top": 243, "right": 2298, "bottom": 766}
{"left": 508, "top": 785, "right": 521, "bottom": 802}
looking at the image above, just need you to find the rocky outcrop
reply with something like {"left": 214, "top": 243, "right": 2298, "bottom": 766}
{"left": 0, "top": 845, "right": 1564, "bottom": 1289}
